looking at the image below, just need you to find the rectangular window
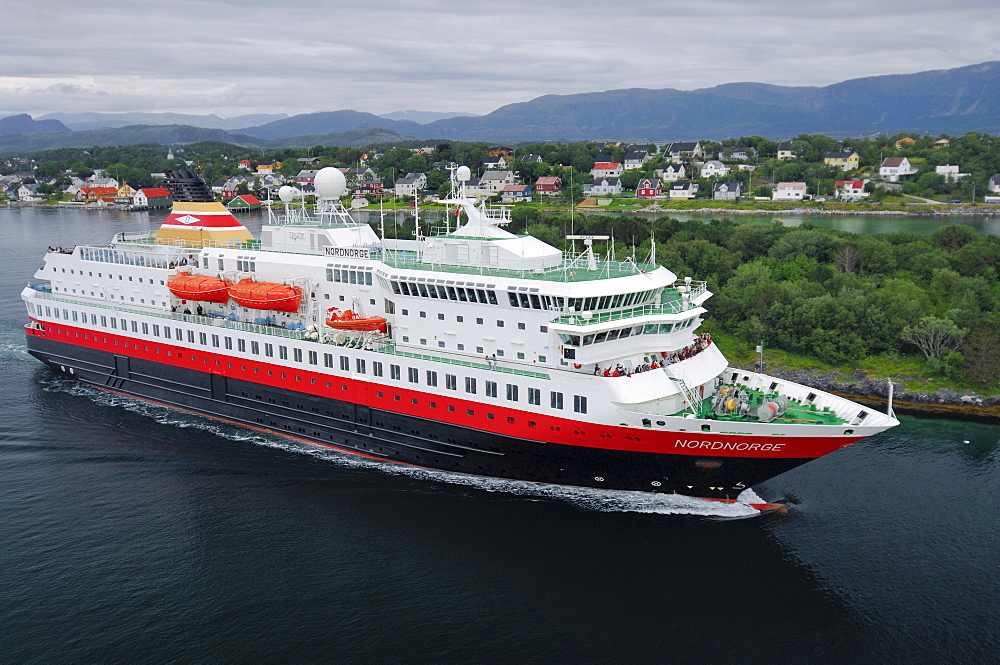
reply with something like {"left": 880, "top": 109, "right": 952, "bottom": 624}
{"left": 251, "top": 341, "right": 260, "bottom": 355}
{"left": 308, "top": 350, "right": 318, "bottom": 365}
{"left": 551, "top": 392, "right": 564, "bottom": 410}
{"left": 340, "top": 356, "right": 350, "bottom": 371}
{"left": 528, "top": 387, "right": 541, "bottom": 406}
{"left": 465, "top": 377, "right": 477, "bottom": 394}
{"left": 426, "top": 370, "right": 438, "bottom": 387}
{"left": 212, "top": 334, "right": 220, "bottom": 348}
{"left": 356, "top": 359, "right": 366, "bottom": 374}
{"left": 279, "top": 346, "right": 288, "bottom": 360}
{"left": 175, "top": 327, "right": 182, "bottom": 340}
{"left": 506, "top": 384, "right": 518, "bottom": 402}
{"left": 199, "top": 332, "right": 207, "bottom": 345}
{"left": 264, "top": 343, "right": 273, "bottom": 357}
{"left": 149, "top": 322, "right": 155, "bottom": 335}
{"left": 293, "top": 348, "right": 302, "bottom": 363}
{"left": 446, "top": 374, "right": 457, "bottom": 390}
{"left": 373, "top": 361, "right": 383, "bottom": 377}
{"left": 390, "top": 365, "right": 401, "bottom": 380}
{"left": 574, "top": 395, "right": 588, "bottom": 414}
{"left": 485, "top": 381, "right": 497, "bottom": 398}
{"left": 142, "top": 322, "right": 150, "bottom": 335}
{"left": 324, "top": 353, "right": 334, "bottom": 368}
{"left": 237, "top": 338, "right": 246, "bottom": 353}
{"left": 225, "top": 337, "right": 233, "bottom": 350}
{"left": 408, "top": 367, "right": 418, "bottom": 383}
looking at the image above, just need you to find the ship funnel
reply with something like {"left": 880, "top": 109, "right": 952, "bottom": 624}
{"left": 155, "top": 169, "right": 255, "bottom": 247}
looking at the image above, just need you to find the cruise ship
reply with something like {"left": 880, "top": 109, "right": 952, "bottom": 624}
{"left": 23, "top": 166, "right": 899, "bottom": 506}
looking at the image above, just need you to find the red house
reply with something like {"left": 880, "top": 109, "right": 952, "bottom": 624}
{"left": 534, "top": 176, "right": 563, "bottom": 195}
{"left": 75, "top": 186, "right": 118, "bottom": 202}
{"left": 636, "top": 178, "right": 664, "bottom": 198}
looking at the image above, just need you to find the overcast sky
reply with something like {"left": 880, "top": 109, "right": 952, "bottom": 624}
{"left": 6, "top": 0, "right": 999, "bottom": 120}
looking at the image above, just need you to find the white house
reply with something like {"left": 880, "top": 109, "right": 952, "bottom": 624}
{"left": 483, "top": 156, "right": 507, "bottom": 169}
{"left": 835, "top": 180, "right": 869, "bottom": 200}
{"left": 772, "top": 182, "right": 807, "bottom": 201}
{"left": 665, "top": 142, "right": 703, "bottom": 163}
{"left": 776, "top": 141, "right": 795, "bottom": 160}
{"left": 591, "top": 162, "right": 623, "bottom": 178}
{"left": 623, "top": 151, "right": 650, "bottom": 170}
{"left": 879, "top": 157, "right": 917, "bottom": 182}
{"left": 988, "top": 173, "right": 1000, "bottom": 194}
{"left": 587, "top": 177, "right": 622, "bottom": 196}
{"left": 668, "top": 181, "right": 699, "bottom": 199}
{"left": 394, "top": 172, "right": 427, "bottom": 197}
{"left": 935, "top": 165, "right": 968, "bottom": 182}
{"left": 479, "top": 170, "right": 517, "bottom": 194}
{"left": 713, "top": 182, "right": 742, "bottom": 201}
{"left": 655, "top": 164, "right": 686, "bottom": 181}
{"left": 699, "top": 160, "right": 730, "bottom": 178}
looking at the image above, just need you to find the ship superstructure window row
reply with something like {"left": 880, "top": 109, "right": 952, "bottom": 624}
{"left": 326, "top": 265, "right": 373, "bottom": 285}
{"left": 389, "top": 278, "right": 498, "bottom": 305}
{"left": 557, "top": 317, "right": 699, "bottom": 346}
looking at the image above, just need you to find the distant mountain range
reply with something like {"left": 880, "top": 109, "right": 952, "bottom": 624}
{"left": 38, "top": 112, "right": 288, "bottom": 132}
{"left": 3, "top": 61, "right": 999, "bottom": 155}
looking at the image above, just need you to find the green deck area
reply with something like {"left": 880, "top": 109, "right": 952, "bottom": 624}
{"left": 376, "top": 250, "right": 654, "bottom": 282}
{"left": 696, "top": 384, "right": 849, "bottom": 426}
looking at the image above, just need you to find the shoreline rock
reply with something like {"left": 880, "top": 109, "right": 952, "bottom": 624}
{"left": 745, "top": 365, "right": 1000, "bottom": 421}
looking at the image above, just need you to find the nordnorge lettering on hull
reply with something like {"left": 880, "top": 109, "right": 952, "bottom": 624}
{"left": 21, "top": 166, "right": 899, "bottom": 506}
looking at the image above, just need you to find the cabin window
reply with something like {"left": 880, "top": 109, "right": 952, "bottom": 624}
{"left": 426, "top": 371, "right": 437, "bottom": 387}
{"left": 465, "top": 377, "right": 477, "bottom": 394}
{"left": 279, "top": 346, "right": 288, "bottom": 360}
{"left": 506, "top": 385, "right": 518, "bottom": 402}
{"left": 212, "top": 335, "right": 220, "bottom": 348}
{"left": 356, "top": 359, "right": 365, "bottom": 374}
{"left": 574, "top": 395, "right": 588, "bottom": 414}
{"left": 486, "top": 381, "right": 497, "bottom": 398}
{"left": 408, "top": 368, "right": 418, "bottom": 383}
{"left": 293, "top": 348, "right": 303, "bottom": 363}
{"left": 446, "top": 374, "right": 457, "bottom": 390}
{"left": 372, "top": 361, "right": 383, "bottom": 376}
{"left": 551, "top": 392, "right": 564, "bottom": 410}
{"left": 340, "top": 356, "right": 349, "bottom": 371}
{"left": 251, "top": 341, "right": 259, "bottom": 355}
{"left": 264, "top": 343, "right": 273, "bottom": 357}
{"left": 199, "top": 332, "right": 207, "bottom": 345}
{"left": 308, "top": 350, "right": 318, "bottom": 365}
{"left": 390, "top": 365, "right": 401, "bottom": 380}
{"left": 528, "top": 388, "right": 541, "bottom": 405}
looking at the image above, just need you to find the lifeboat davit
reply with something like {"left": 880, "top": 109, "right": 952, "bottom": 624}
{"left": 326, "top": 308, "right": 388, "bottom": 332}
{"left": 167, "top": 272, "right": 232, "bottom": 303}
{"left": 229, "top": 279, "right": 303, "bottom": 313}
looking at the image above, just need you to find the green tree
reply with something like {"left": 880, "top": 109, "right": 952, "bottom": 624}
{"left": 901, "top": 315, "right": 968, "bottom": 365}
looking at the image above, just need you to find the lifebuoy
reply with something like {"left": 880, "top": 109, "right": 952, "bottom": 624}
{"left": 573, "top": 363, "right": 582, "bottom": 369}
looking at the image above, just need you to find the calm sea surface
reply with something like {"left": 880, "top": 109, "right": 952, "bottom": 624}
{"left": 2, "top": 207, "right": 999, "bottom": 664}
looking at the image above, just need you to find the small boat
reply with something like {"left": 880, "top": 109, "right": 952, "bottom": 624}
{"left": 229, "top": 279, "right": 303, "bottom": 312}
{"left": 326, "top": 308, "right": 388, "bottom": 332}
{"left": 167, "top": 273, "right": 232, "bottom": 303}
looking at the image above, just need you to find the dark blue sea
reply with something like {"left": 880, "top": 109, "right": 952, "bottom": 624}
{"left": 2, "top": 207, "right": 999, "bottom": 664}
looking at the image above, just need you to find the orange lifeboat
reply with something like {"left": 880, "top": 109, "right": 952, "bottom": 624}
{"left": 167, "top": 273, "right": 232, "bottom": 303}
{"left": 326, "top": 308, "right": 388, "bottom": 332}
{"left": 229, "top": 279, "right": 303, "bottom": 313}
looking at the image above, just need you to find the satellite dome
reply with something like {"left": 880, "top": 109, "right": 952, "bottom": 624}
{"left": 456, "top": 165, "right": 471, "bottom": 182}
{"left": 314, "top": 167, "right": 347, "bottom": 198}
{"left": 278, "top": 185, "right": 295, "bottom": 202}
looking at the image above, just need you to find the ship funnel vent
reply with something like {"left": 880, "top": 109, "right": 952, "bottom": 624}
{"left": 161, "top": 169, "right": 216, "bottom": 202}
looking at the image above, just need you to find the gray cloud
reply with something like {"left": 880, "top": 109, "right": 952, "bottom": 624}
{"left": 3, "top": 0, "right": 997, "bottom": 118}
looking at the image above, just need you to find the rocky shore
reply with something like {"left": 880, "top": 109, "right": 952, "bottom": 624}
{"left": 750, "top": 366, "right": 1000, "bottom": 421}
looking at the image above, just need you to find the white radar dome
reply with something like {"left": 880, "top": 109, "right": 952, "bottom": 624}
{"left": 456, "top": 165, "right": 471, "bottom": 182}
{"left": 314, "top": 167, "right": 347, "bottom": 198}
{"left": 278, "top": 185, "right": 295, "bottom": 202}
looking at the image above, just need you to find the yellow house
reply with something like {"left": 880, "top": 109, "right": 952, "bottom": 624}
{"left": 894, "top": 137, "right": 916, "bottom": 150}
{"left": 117, "top": 182, "right": 137, "bottom": 198}
{"left": 824, "top": 151, "right": 859, "bottom": 171}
